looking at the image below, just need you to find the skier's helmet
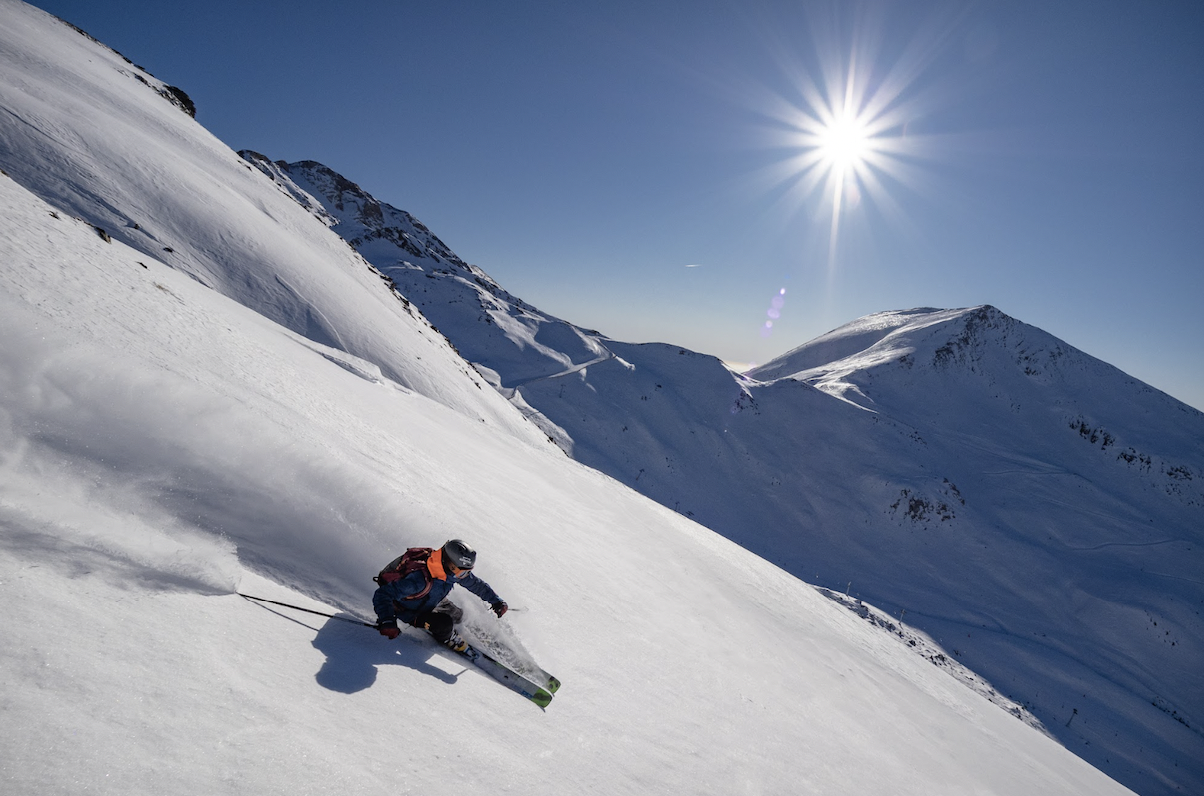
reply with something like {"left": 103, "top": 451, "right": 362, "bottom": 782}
{"left": 442, "top": 539, "right": 477, "bottom": 571}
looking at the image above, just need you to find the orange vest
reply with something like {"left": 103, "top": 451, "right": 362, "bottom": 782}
{"left": 426, "top": 547, "right": 450, "bottom": 581}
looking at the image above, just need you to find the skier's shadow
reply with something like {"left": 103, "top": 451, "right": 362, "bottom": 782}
{"left": 307, "top": 615, "right": 461, "bottom": 694}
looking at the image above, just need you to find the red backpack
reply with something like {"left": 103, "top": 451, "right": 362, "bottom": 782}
{"left": 373, "top": 547, "right": 435, "bottom": 600}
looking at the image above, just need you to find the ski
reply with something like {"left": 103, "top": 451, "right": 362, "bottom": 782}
{"left": 479, "top": 650, "right": 558, "bottom": 694}
{"left": 454, "top": 644, "right": 555, "bottom": 708}
{"left": 533, "top": 668, "right": 561, "bottom": 694}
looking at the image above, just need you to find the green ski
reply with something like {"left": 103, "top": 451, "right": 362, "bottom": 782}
{"left": 456, "top": 644, "right": 555, "bottom": 709}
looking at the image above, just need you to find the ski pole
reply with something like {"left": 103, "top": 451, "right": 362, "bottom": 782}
{"left": 238, "top": 593, "right": 378, "bottom": 628}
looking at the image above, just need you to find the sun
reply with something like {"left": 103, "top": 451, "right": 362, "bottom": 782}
{"left": 817, "top": 111, "right": 873, "bottom": 172}
{"left": 778, "top": 74, "right": 903, "bottom": 261}
{"left": 746, "top": 27, "right": 934, "bottom": 267}
{"left": 770, "top": 90, "right": 890, "bottom": 265}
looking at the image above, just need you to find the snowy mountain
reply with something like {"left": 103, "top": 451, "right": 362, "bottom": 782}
{"left": 0, "top": 2, "right": 547, "bottom": 450}
{"left": 0, "top": 2, "right": 1195, "bottom": 794}
{"left": 254, "top": 159, "right": 1203, "bottom": 796}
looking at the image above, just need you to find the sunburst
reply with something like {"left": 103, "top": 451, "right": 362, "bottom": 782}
{"left": 746, "top": 17, "right": 945, "bottom": 267}
{"left": 781, "top": 62, "right": 904, "bottom": 260}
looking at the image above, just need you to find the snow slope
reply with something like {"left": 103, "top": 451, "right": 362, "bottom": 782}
{"left": 0, "top": 131, "right": 1135, "bottom": 796}
{"left": 0, "top": 0, "right": 546, "bottom": 447}
{"left": 265, "top": 161, "right": 1203, "bottom": 795}
{"left": 0, "top": 2, "right": 1185, "bottom": 793}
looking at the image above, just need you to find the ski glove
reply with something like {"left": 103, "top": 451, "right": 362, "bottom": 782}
{"left": 491, "top": 601, "right": 508, "bottom": 618}
{"left": 378, "top": 619, "right": 400, "bottom": 640}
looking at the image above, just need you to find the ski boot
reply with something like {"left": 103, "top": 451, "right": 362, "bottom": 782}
{"left": 444, "top": 629, "right": 468, "bottom": 654}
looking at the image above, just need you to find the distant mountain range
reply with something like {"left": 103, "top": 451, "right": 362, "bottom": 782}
{"left": 247, "top": 156, "right": 1204, "bottom": 796}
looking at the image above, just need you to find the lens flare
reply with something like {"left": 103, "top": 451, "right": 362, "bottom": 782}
{"left": 760, "top": 288, "right": 787, "bottom": 338}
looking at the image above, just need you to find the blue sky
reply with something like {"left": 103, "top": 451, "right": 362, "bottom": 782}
{"left": 29, "top": 0, "right": 1204, "bottom": 409}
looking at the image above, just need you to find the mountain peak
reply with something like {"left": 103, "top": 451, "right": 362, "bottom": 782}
{"left": 746, "top": 305, "right": 1023, "bottom": 388}
{"left": 264, "top": 157, "right": 476, "bottom": 278}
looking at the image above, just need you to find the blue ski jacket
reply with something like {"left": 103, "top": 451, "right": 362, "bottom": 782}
{"left": 372, "top": 548, "right": 502, "bottom": 626}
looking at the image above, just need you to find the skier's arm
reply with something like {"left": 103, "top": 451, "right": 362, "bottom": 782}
{"left": 459, "top": 572, "right": 502, "bottom": 607}
{"left": 372, "top": 586, "right": 397, "bottom": 623}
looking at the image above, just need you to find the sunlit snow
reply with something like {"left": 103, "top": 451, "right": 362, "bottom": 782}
{"left": 1, "top": 2, "right": 1195, "bottom": 794}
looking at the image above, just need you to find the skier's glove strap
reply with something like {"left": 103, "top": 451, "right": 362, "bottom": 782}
{"left": 378, "top": 619, "right": 400, "bottom": 639}
{"left": 491, "top": 601, "right": 508, "bottom": 618}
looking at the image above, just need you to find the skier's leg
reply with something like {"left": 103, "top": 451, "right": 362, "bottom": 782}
{"left": 416, "top": 610, "right": 465, "bottom": 650}
{"left": 432, "top": 598, "right": 464, "bottom": 625}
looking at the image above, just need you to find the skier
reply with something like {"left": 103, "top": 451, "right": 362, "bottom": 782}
{"left": 373, "top": 539, "right": 508, "bottom": 652}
